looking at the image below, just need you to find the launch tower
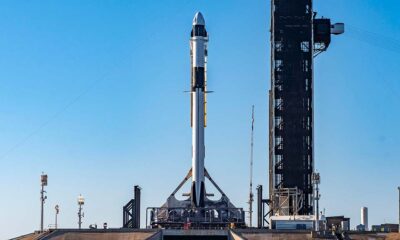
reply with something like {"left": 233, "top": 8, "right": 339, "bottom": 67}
{"left": 269, "top": 0, "right": 343, "bottom": 218}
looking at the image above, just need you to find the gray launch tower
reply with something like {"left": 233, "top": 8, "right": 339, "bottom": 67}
{"left": 269, "top": 0, "right": 343, "bottom": 217}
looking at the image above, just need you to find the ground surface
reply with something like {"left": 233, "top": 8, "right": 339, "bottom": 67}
{"left": 12, "top": 229, "right": 400, "bottom": 240}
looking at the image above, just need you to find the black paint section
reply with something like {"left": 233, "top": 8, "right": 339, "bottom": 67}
{"left": 191, "top": 181, "right": 205, "bottom": 207}
{"left": 270, "top": 0, "right": 314, "bottom": 215}
{"left": 192, "top": 67, "right": 205, "bottom": 90}
{"left": 191, "top": 25, "right": 207, "bottom": 37}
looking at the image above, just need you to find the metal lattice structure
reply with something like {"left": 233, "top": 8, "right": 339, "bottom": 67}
{"left": 269, "top": 0, "right": 314, "bottom": 216}
{"left": 269, "top": 0, "right": 343, "bottom": 217}
{"left": 123, "top": 185, "right": 141, "bottom": 228}
{"left": 149, "top": 169, "right": 245, "bottom": 229}
{"left": 257, "top": 185, "right": 270, "bottom": 228}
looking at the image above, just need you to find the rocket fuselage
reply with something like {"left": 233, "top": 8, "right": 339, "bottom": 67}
{"left": 190, "top": 12, "right": 207, "bottom": 208}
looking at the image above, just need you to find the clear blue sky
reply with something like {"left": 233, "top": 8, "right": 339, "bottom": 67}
{"left": 0, "top": 0, "right": 399, "bottom": 238}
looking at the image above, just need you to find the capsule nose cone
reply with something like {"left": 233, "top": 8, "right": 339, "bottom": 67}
{"left": 193, "top": 12, "right": 205, "bottom": 26}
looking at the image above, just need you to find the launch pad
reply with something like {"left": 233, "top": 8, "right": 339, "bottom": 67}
{"left": 15, "top": 228, "right": 395, "bottom": 240}
{"left": 148, "top": 169, "right": 245, "bottom": 228}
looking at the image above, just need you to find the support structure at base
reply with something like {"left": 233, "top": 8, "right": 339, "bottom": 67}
{"left": 257, "top": 185, "right": 270, "bottom": 228}
{"left": 148, "top": 169, "right": 245, "bottom": 229}
{"left": 123, "top": 185, "right": 141, "bottom": 228}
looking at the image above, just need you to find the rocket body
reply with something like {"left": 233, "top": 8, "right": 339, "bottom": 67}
{"left": 190, "top": 12, "right": 207, "bottom": 208}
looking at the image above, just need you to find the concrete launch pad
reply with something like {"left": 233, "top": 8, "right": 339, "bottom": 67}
{"left": 13, "top": 229, "right": 396, "bottom": 240}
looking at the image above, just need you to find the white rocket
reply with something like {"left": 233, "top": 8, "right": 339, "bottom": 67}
{"left": 190, "top": 12, "right": 208, "bottom": 207}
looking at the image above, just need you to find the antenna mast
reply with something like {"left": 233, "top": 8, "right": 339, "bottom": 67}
{"left": 248, "top": 105, "right": 255, "bottom": 227}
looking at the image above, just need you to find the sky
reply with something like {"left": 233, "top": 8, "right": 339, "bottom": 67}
{"left": 0, "top": 0, "right": 399, "bottom": 238}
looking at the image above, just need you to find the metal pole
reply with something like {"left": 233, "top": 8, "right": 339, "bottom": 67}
{"left": 312, "top": 172, "right": 320, "bottom": 231}
{"left": 134, "top": 186, "right": 141, "bottom": 228}
{"left": 40, "top": 184, "right": 44, "bottom": 232}
{"left": 248, "top": 106, "right": 255, "bottom": 227}
{"left": 78, "top": 204, "right": 82, "bottom": 229}
{"left": 257, "top": 185, "right": 262, "bottom": 228}
{"left": 40, "top": 174, "right": 47, "bottom": 232}
{"left": 316, "top": 183, "right": 319, "bottom": 231}
{"left": 77, "top": 195, "right": 84, "bottom": 229}
{"left": 55, "top": 205, "right": 59, "bottom": 229}
{"left": 398, "top": 187, "right": 400, "bottom": 233}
